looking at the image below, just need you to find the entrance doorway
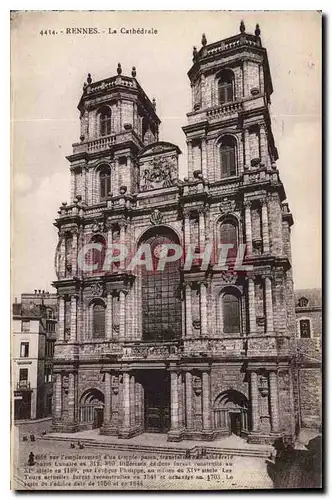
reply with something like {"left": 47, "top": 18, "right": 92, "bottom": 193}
{"left": 79, "top": 388, "right": 105, "bottom": 428}
{"left": 213, "top": 390, "right": 249, "bottom": 437}
{"left": 142, "top": 371, "right": 170, "bottom": 433}
{"left": 230, "top": 412, "right": 242, "bottom": 436}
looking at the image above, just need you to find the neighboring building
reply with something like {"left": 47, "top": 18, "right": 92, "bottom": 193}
{"left": 52, "top": 22, "right": 302, "bottom": 444}
{"left": 12, "top": 291, "right": 57, "bottom": 420}
{"left": 294, "top": 289, "right": 322, "bottom": 430}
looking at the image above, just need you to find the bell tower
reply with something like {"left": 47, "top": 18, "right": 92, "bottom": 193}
{"left": 183, "top": 21, "right": 277, "bottom": 182}
{"left": 67, "top": 63, "right": 160, "bottom": 203}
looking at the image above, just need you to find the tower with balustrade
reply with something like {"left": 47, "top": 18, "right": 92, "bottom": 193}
{"left": 52, "top": 22, "right": 297, "bottom": 444}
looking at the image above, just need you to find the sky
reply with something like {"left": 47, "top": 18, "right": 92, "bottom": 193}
{"left": 11, "top": 10, "right": 322, "bottom": 297}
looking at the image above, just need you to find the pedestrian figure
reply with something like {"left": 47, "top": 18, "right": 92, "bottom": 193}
{"left": 70, "top": 442, "right": 75, "bottom": 449}
{"left": 30, "top": 434, "right": 35, "bottom": 442}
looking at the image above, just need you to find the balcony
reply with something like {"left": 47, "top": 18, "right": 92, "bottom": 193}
{"left": 16, "top": 381, "right": 31, "bottom": 390}
{"left": 71, "top": 129, "right": 143, "bottom": 155}
{"left": 207, "top": 101, "right": 243, "bottom": 120}
{"left": 246, "top": 336, "right": 290, "bottom": 358}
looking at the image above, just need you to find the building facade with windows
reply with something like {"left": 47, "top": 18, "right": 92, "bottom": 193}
{"left": 294, "top": 289, "right": 322, "bottom": 430}
{"left": 52, "top": 23, "right": 305, "bottom": 444}
{"left": 12, "top": 291, "right": 57, "bottom": 420}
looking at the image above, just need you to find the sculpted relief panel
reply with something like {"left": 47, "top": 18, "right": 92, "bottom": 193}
{"left": 139, "top": 155, "right": 178, "bottom": 191}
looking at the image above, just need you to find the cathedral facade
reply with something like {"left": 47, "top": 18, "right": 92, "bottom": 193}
{"left": 52, "top": 22, "right": 298, "bottom": 444}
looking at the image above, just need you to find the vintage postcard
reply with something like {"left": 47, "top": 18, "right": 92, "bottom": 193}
{"left": 11, "top": 10, "right": 322, "bottom": 490}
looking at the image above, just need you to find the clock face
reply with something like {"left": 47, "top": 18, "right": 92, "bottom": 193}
{"left": 153, "top": 244, "right": 165, "bottom": 259}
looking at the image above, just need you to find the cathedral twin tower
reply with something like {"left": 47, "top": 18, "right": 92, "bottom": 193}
{"left": 52, "top": 22, "right": 297, "bottom": 443}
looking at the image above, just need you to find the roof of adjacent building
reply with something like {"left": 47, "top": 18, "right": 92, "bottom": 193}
{"left": 294, "top": 288, "right": 322, "bottom": 309}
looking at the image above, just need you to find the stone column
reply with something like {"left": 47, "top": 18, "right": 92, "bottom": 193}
{"left": 119, "top": 220, "right": 127, "bottom": 271}
{"left": 242, "top": 59, "right": 248, "bottom": 97}
{"left": 70, "top": 169, "right": 75, "bottom": 201}
{"left": 178, "top": 372, "right": 184, "bottom": 429}
{"left": 200, "top": 281, "right": 208, "bottom": 337}
{"left": 184, "top": 211, "right": 190, "bottom": 249}
{"left": 244, "top": 129, "right": 250, "bottom": 169}
{"left": 70, "top": 295, "right": 77, "bottom": 342}
{"left": 244, "top": 201, "right": 252, "bottom": 255}
{"left": 259, "top": 64, "right": 264, "bottom": 94}
{"left": 261, "top": 198, "right": 270, "bottom": 253}
{"left": 54, "top": 372, "right": 62, "bottom": 420}
{"left": 103, "top": 372, "right": 112, "bottom": 426}
{"left": 269, "top": 371, "right": 280, "bottom": 433}
{"left": 248, "top": 278, "right": 256, "bottom": 334}
{"left": 67, "top": 372, "right": 76, "bottom": 424}
{"left": 119, "top": 290, "right": 126, "bottom": 340}
{"left": 260, "top": 124, "right": 268, "bottom": 167}
{"left": 122, "top": 372, "right": 130, "bottom": 431}
{"left": 198, "top": 208, "right": 206, "bottom": 252}
{"left": 265, "top": 276, "right": 274, "bottom": 334}
{"left": 250, "top": 371, "right": 260, "bottom": 432}
{"left": 71, "top": 230, "right": 78, "bottom": 276}
{"left": 201, "top": 138, "right": 208, "bottom": 179}
{"left": 170, "top": 371, "right": 179, "bottom": 432}
{"left": 185, "top": 372, "right": 193, "bottom": 431}
{"left": 187, "top": 140, "right": 193, "bottom": 177}
{"left": 202, "top": 371, "right": 212, "bottom": 431}
{"left": 185, "top": 283, "right": 192, "bottom": 338}
{"left": 106, "top": 292, "right": 113, "bottom": 339}
{"left": 107, "top": 222, "right": 113, "bottom": 274}
{"left": 130, "top": 374, "right": 136, "bottom": 428}
{"left": 58, "top": 296, "right": 65, "bottom": 341}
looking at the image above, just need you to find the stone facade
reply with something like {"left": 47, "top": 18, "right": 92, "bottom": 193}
{"left": 51, "top": 23, "right": 310, "bottom": 444}
{"left": 294, "top": 289, "right": 322, "bottom": 430}
{"left": 12, "top": 291, "right": 57, "bottom": 420}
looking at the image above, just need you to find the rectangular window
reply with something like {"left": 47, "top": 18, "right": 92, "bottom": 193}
{"left": 45, "top": 340, "right": 55, "bottom": 358}
{"left": 20, "top": 342, "right": 29, "bottom": 358}
{"left": 44, "top": 365, "right": 52, "bottom": 383}
{"left": 300, "top": 319, "right": 311, "bottom": 338}
{"left": 19, "top": 368, "right": 28, "bottom": 381}
{"left": 21, "top": 320, "right": 30, "bottom": 332}
{"left": 46, "top": 321, "right": 55, "bottom": 333}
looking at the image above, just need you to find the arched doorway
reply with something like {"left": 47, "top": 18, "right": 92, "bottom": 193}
{"left": 79, "top": 389, "right": 105, "bottom": 429}
{"left": 213, "top": 390, "right": 249, "bottom": 438}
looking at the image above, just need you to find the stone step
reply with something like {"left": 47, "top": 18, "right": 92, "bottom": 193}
{"left": 39, "top": 434, "right": 271, "bottom": 458}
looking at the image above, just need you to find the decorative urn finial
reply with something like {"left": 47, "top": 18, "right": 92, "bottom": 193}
{"left": 201, "top": 33, "right": 207, "bottom": 46}
{"left": 255, "top": 23, "right": 261, "bottom": 37}
{"left": 152, "top": 97, "right": 156, "bottom": 110}
{"left": 240, "top": 20, "right": 245, "bottom": 33}
{"left": 117, "top": 63, "right": 122, "bottom": 75}
{"left": 87, "top": 73, "right": 92, "bottom": 84}
{"left": 131, "top": 66, "right": 136, "bottom": 78}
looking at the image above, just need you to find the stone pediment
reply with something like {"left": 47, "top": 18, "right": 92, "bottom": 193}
{"left": 138, "top": 141, "right": 181, "bottom": 159}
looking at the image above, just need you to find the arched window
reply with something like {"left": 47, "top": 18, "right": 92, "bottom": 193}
{"left": 220, "top": 136, "right": 237, "bottom": 178}
{"left": 140, "top": 229, "right": 182, "bottom": 342}
{"left": 92, "top": 301, "right": 106, "bottom": 338}
{"left": 222, "top": 292, "right": 241, "bottom": 334}
{"left": 218, "top": 70, "right": 234, "bottom": 104}
{"left": 298, "top": 297, "right": 309, "bottom": 308}
{"left": 87, "top": 235, "right": 106, "bottom": 275}
{"left": 99, "top": 166, "right": 111, "bottom": 200}
{"left": 99, "top": 107, "right": 112, "bottom": 136}
{"left": 220, "top": 220, "right": 238, "bottom": 260}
